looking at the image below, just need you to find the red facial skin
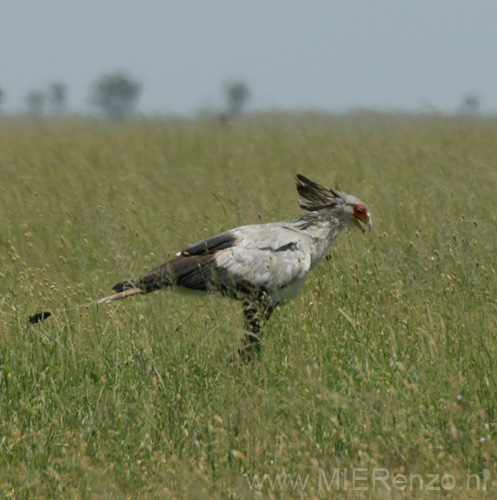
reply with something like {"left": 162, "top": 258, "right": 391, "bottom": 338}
{"left": 353, "top": 203, "right": 371, "bottom": 231}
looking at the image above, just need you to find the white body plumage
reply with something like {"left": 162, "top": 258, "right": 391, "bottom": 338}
{"left": 213, "top": 218, "right": 344, "bottom": 304}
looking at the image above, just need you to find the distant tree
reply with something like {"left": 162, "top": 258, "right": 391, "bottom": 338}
{"left": 460, "top": 93, "right": 480, "bottom": 114}
{"left": 49, "top": 82, "right": 67, "bottom": 114}
{"left": 223, "top": 80, "right": 251, "bottom": 117}
{"left": 26, "top": 91, "right": 46, "bottom": 116}
{"left": 91, "top": 72, "right": 142, "bottom": 120}
{"left": 0, "top": 88, "right": 4, "bottom": 112}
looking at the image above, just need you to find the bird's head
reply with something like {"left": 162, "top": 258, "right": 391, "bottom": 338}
{"left": 296, "top": 174, "right": 372, "bottom": 233}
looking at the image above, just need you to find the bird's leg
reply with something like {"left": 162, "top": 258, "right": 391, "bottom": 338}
{"left": 238, "top": 295, "right": 274, "bottom": 361}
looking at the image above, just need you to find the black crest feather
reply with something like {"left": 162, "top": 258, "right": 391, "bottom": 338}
{"left": 295, "top": 174, "right": 339, "bottom": 212}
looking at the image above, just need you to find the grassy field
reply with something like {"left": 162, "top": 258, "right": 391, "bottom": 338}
{"left": 1, "top": 113, "right": 496, "bottom": 499}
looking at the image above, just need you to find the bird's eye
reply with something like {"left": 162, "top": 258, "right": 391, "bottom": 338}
{"left": 356, "top": 208, "right": 364, "bottom": 215}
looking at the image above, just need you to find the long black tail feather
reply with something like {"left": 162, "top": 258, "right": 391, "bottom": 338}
{"left": 112, "top": 280, "right": 139, "bottom": 293}
{"left": 28, "top": 311, "right": 52, "bottom": 324}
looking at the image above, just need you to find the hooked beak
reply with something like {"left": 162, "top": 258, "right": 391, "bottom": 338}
{"left": 355, "top": 216, "right": 373, "bottom": 234}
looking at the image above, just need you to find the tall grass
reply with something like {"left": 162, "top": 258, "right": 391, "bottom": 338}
{"left": 1, "top": 113, "right": 496, "bottom": 498}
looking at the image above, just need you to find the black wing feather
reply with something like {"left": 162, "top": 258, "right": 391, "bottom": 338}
{"left": 112, "top": 231, "right": 247, "bottom": 294}
{"left": 180, "top": 231, "right": 236, "bottom": 256}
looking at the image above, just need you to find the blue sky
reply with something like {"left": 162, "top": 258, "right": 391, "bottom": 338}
{"left": 2, "top": 1, "right": 496, "bottom": 114}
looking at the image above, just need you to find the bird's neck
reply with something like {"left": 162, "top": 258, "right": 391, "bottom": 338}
{"left": 293, "top": 212, "right": 346, "bottom": 268}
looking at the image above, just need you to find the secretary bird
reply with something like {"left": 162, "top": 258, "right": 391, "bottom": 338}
{"left": 29, "top": 175, "right": 372, "bottom": 358}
